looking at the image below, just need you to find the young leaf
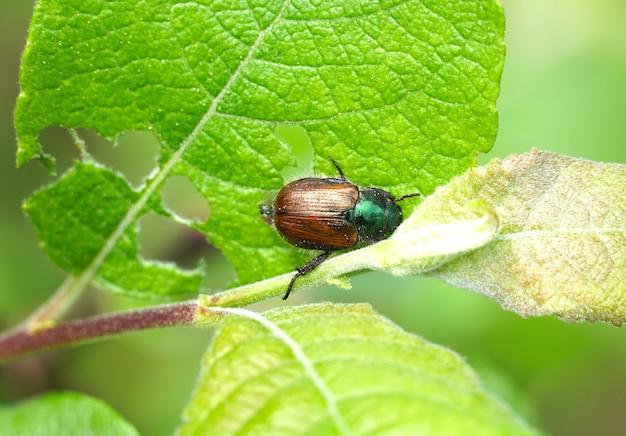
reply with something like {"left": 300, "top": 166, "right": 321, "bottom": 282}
{"left": 181, "top": 303, "right": 537, "bottom": 435}
{"left": 0, "top": 391, "right": 139, "bottom": 435}
{"left": 204, "top": 201, "right": 499, "bottom": 305}
{"left": 427, "top": 150, "right": 626, "bottom": 325}
{"left": 15, "top": 0, "right": 505, "bottom": 296}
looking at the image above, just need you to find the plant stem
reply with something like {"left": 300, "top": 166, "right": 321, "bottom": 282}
{"left": 24, "top": 275, "right": 85, "bottom": 331}
{"left": 0, "top": 299, "right": 219, "bottom": 363}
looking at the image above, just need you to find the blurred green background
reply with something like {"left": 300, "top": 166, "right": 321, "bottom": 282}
{"left": 1, "top": 0, "right": 625, "bottom": 435}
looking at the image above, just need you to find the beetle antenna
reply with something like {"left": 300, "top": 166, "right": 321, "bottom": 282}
{"left": 395, "top": 192, "right": 421, "bottom": 202}
{"left": 283, "top": 251, "right": 332, "bottom": 299}
{"left": 329, "top": 158, "right": 346, "bottom": 179}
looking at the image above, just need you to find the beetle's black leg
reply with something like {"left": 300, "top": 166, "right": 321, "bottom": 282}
{"left": 329, "top": 158, "right": 346, "bottom": 179}
{"left": 394, "top": 192, "right": 421, "bottom": 202}
{"left": 283, "top": 251, "right": 332, "bottom": 300}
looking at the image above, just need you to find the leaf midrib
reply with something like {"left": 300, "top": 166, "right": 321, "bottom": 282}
{"left": 496, "top": 228, "right": 625, "bottom": 241}
{"left": 214, "top": 307, "right": 351, "bottom": 435}
{"left": 74, "top": 2, "right": 294, "bottom": 295}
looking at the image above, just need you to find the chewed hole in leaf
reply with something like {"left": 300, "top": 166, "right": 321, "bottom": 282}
{"left": 138, "top": 212, "right": 211, "bottom": 270}
{"left": 201, "top": 247, "right": 237, "bottom": 291}
{"left": 86, "top": 130, "right": 160, "bottom": 189}
{"left": 161, "top": 175, "right": 211, "bottom": 222}
{"left": 38, "top": 126, "right": 82, "bottom": 173}
{"left": 274, "top": 124, "right": 313, "bottom": 180}
{"left": 137, "top": 211, "right": 236, "bottom": 291}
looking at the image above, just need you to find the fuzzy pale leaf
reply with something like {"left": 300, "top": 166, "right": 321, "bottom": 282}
{"left": 428, "top": 150, "right": 626, "bottom": 324}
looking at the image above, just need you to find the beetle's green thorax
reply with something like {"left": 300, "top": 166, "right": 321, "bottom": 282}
{"left": 344, "top": 187, "right": 403, "bottom": 244}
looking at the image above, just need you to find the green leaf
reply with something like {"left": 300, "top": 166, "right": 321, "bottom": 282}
{"left": 0, "top": 391, "right": 139, "bottom": 436}
{"left": 427, "top": 150, "right": 626, "bottom": 325}
{"left": 180, "top": 303, "right": 537, "bottom": 435}
{"left": 15, "top": 0, "right": 505, "bottom": 296}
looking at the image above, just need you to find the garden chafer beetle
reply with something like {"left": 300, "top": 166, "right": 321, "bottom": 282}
{"left": 260, "top": 159, "right": 419, "bottom": 299}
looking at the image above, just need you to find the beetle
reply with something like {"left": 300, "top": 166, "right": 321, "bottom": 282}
{"left": 260, "top": 159, "right": 419, "bottom": 300}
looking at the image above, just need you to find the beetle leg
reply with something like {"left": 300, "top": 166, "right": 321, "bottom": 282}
{"left": 330, "top": 158, "right": 346, "bottom": 179}
{"left": 283, "top": 251, "right": 333, "bottom": 300}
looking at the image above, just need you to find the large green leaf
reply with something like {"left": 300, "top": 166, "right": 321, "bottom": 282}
{"left": 0, "top": 391, "right": 138, "bottom": 435}
{"left": 15, "top": 0, "right": 505, "bottom": 297}
{"left": 181, "top": 303, "right": 537, "bottom": 435}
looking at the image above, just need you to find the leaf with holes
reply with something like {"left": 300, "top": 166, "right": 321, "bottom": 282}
{"left": 16, "top": 0, "right": 505, "bottom": 296}
{"left": 180, "top": 303, "right": 537, "bottom": 435}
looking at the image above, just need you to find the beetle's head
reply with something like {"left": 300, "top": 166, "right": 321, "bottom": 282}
{"left": 259, "top": 204, "right": 275, "bottom": 225}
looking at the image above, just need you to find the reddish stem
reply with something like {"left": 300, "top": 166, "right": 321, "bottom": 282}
{"left": 0, "top": 300, "right": 202, "bottom": 363}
